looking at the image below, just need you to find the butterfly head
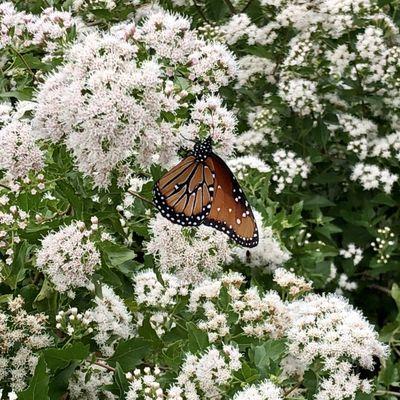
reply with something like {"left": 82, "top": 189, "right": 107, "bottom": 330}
{"left": 192, "top": 136, "right": 212, "bottom": 161}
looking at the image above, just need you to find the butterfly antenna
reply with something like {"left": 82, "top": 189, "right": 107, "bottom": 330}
{"left": 179, "top": 133, "right": 196, "bottom": 143}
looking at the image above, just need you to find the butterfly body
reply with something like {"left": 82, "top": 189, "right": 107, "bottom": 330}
{"left": 153, "top": 137, "right": 259, "bottom": 247}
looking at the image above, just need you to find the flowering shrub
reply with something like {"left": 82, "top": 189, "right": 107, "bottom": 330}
{"left": 0, "top": 0, "right": 399, "bottom": 399}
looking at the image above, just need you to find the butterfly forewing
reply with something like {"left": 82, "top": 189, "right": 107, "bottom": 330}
{"left": 153, "top": 156, "right": 215, "bottom": 226}
{"left": 204, "top": 154, "right": 259, "bottom": 247}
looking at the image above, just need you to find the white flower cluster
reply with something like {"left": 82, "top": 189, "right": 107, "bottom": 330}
{"left": 189, "top": 273, "right": 288, "bottom": 340}
{"left": 0, "top": 296, "right": 53, "bottom": 393}
{"left": 233, "top": 211, "right": 290, "bottom": 269}
{"left": 336, "top": 273, "right": 358, "bottom": 294}
{"left": 133, "top": 269, "right": 187, "bottom": 336}
{"left": 32, "top": 11, "right": 237, "bottom": 187}
{"left": 172, "top": 345, "right": 241, "bottom": 400}
{"left": 286, "top": 293, "right": 388, "bottom": 400}
{"left": 371, "top": 226, "right": 396, "bottom": 264}
{"left": 339, "top": 243, "right": 364, "bottom": 266}
{"left": 0, "top": 2, "right": 78, "bottom": 53}
{"left": 350, "top": 162, "right": 398, "bottom": 193}
{"left": 126, "top": 366, "right": 164, "bottom": 400}
{"left": 233, "top": 379, "right": 283, "bottom": 400}
{"left": 271, "top": 149, "right": 311, "bottom": 193}
{"left": 181, "top": 96, "right": 236, "bottom": 157}
{"left": 55, "top": 307, "right": 94, "bottom": 338}
{"left": 279, "top": 78, "right": 322, "bottom": 116}
{"left": 0, "top": 202, "right": 28, "bottom": 266}
{"left": 236, "top": 55, "right": 276, "bottom": 87}
{"left": 0, "top": 111, "right": 43, "bottom": 181}
{"left": 86, "top": 285, "right": 134, "bottom": 356}
{"left": 220, "top": 13, "right": 278, "bottom": 46}
{"left": 273, "top": 267, "right": 312, "bottom": 296}
{"left": 235, "top": 129, "right": 268, "bottom": 153}
{"left": 146, "top": 214, "right": 232, "bottom": 284}
{"left": 72, "top": 0, "right": 136, "bottom": 12}
{"left": 36, "top": 221, "right": 100, "bottom": 294}
{"left": 228, "top": 156, "right": 271, "bottom": 180}
{"left": 68, "top": 364, "right": 115, "bottom": 400}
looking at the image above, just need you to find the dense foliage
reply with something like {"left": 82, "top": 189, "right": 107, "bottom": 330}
{"left": 0, "top": 0, "right": 399, "bottom": 399}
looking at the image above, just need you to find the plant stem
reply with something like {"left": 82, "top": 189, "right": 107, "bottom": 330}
{"left": 223, "top": 0, "right": 237, "bottom": 14}
{"left": 284, "top": 381, "right": 303, "bottom": 398}
{"left": 193, "top": 0, "right": 210, "bottom": 23}
{"left": 94, "top": 361, "right": 116, "bottom": 372}
{"left": 376, "top": 391, "right": 400, "bottom": 397}
{"left": 368, "top": 284, "right": 391, "bottom": 295}
{"left": 10, "top": 47, "right": 35, "bottom": 78}
{"left": 241, "top": 0, "right": 254, "bottom": 12}
{"left": 128, "top": 190, "right": 154, "bottom": 206}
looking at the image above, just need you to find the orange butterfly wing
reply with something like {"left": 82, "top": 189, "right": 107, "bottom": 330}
{"left": 153, "top": 155, "right": 215, "bottom": 226}
{"left": 204, "top": 154, "right": 259, "bottom": 247}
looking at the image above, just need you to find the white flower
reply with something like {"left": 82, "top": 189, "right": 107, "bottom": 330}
{"left": 68, "top": 364, "right": 116, "bottom": 400}
{"left": 0, "top": 296, "right": 52, "bottom": 393}
{"left": 0, "top": 3, "right": 78, "bottom": 53}
{"left": 134, "top": 269, "right": 185, "bottom": 309}
{"left": 233, "top": 212, "right": 290, "bottom": 269}
{"left": 181, "top": 95, "right": 236, "bottom": 157}
{"left": 273, "top": 268, "right": 312, "bottom": 295}
{"left": 350, "top": 162, "right": 398, "bottom": 193}
{"left": 233, "top": 379, "right": 283, "bottom": 400}
{"left": 32, "top": 12, "right": 237, "bottom": 188}
{"left": 87, "top": 285, "right": 134, "bottom": 356}
{"left": 339, "top": 243, "right": 363, "bottom": 265}
{"left": 279, "top": 78, "right": 322, "bottom": 116}
{"left": 271, "top": 149, "right": 310, "bottom": 193}
{"left": 236, "top": 55, "right": 276, "bottom": 87}
{"left": 175, "top": 346, "right": 241, "bottom": 399}
{"left": 36, "top": 221, "right": 100, "bottom": 293}
{"left": 146, "top": 214, "right": 232, "bottom": 284}
{"left": 0, "top": 118, "right": 43, "bottom": 180}
{"left": 228, "top": 156, "right": 271, "bottom": 179}
{"left": 283, "top": 292, "right": 388, "bottom": 399}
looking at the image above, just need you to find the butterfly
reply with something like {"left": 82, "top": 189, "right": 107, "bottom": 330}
{"left": 153, "top": 137, "right": 259, "bottom": 247}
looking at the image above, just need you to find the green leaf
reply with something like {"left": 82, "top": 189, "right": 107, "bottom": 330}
{"left": 4, "top": 241, "right": 31, "bottom": 289}
{"left": 114, "top": 363, "right": 130, "bottom": 399}
{"left": 48, "top": 362, "right": 79, "bottom": 400}
{"left": 101, "top": 241, "right": 136, "bottom": 267}
{"left": 391, "top": 283, "right": 400, "bottom": 311}
{"left": 187, "top": 322, "right": 209, "bottom": 353}
{"left": 251, "top": 339, "right": 286, "bottom": 375}
{"left": 0, "top": 293, "right": 13, "bottom": 304}
{"left": 43, "top": 342, "right": 90, "bottom": 371}
{"left": 18, "top": 357, "right": 49, "bottom": 400}
{"left": 303, "top": 195, "right": 335, "bottom": 209}
{"left": 303, "top": 370, "right": 318, "bottom": 399}
{"left": 108, "top": 338, "right": 151, "bottom": 371}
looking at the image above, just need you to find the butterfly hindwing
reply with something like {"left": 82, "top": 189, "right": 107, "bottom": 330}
{"left": 153, "top": 156, "right": 215, "bottom": 226}
{"left": 204, "top": 154, "right": 259, "bottom": 247}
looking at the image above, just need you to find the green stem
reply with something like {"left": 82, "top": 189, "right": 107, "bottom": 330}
{"left": 10, "top": 47, "right": 35, "bottom": 78}
{"left": 241, "top": 0, "right": 254, "bottom": 12}
{"left": 376, "top": 391, "right": 400, "bottom": 398}
{"left": 223, "top": 0, "right": 237, "bottom": 14}
{"left": 128, "top": 190, "right": 154, "bottom": 207}
{"left": 193, "top": 0, "right": 210, "bottom": 23}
